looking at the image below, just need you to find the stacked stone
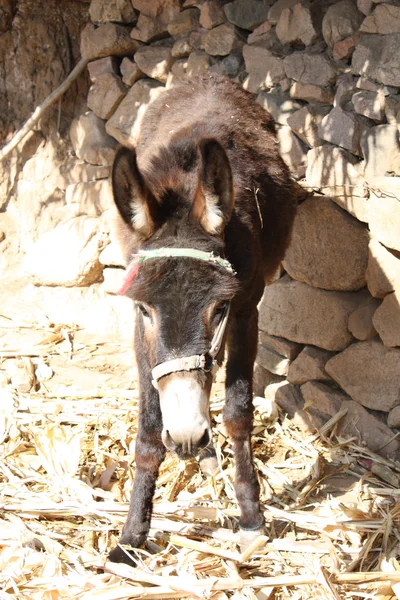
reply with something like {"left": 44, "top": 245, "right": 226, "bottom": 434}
{"left": 14, "top": 0, "right": 400, "bottom": 451}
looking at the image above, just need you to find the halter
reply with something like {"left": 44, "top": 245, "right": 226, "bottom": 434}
{"left": 118, "top": 248, "right": 236, "bottom": 389}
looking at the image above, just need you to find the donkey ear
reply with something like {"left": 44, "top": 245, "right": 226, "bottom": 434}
{"left": 193, "top": 138, "right": 234, "bottom": 235}
{"left": 112, "top": 146, "right": 159, "bottom": 239}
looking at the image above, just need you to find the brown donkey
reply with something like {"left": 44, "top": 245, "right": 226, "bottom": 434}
{"left": 109, "top": 76, "right": 297, "bottom": 563}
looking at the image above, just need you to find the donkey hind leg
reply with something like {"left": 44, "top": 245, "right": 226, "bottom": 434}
{"left": 223, "top": 308, "right": 265, "bottom": 548}
{"left": 109, "top": 389, "right": 166, "bottom": 564}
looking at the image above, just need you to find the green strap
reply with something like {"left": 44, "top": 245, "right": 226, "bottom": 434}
{"left": 134, "top": 248, "right": 236, "bottom": 275}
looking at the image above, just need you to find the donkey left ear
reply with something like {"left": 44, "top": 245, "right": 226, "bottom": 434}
{"left": 193, "top": 138, "right": 234, "bottom": 235}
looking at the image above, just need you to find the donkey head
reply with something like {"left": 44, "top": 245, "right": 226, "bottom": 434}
{"left": 112, "top": 138, "right": 239, "bottom": 459}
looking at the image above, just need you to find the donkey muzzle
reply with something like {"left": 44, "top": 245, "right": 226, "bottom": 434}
{"left": 158, "top": 373, "right": 212, "bottom": 459}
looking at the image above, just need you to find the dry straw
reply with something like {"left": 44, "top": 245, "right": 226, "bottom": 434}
{"left": 1, "top": 329, "right": 400, "bottom": 599}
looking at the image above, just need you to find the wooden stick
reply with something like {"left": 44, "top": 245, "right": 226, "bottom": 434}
{"left": 0, "top": 57, "right": 88, "bottom": 162}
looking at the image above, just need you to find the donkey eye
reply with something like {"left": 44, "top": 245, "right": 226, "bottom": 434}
{"left": 137, "top": 303, "right": 152, "bottom": 320}
{"left": 214, "top": 302, "right": 228, "bottom": 321}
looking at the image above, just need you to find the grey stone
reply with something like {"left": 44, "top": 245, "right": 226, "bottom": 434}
{"left": 106, "top": 79, "right": 164, "bottom": 146}
{"left": 357, "top": 0, "right": 374, "bottom": 16}
{"left": 287, "top": 104, "right": 330, "bottom": 147}
{"left": 171, "top": 37, "right": 193, "bottom": 58}
{"left": 334, "top": 74, "right": 357, "bottom": 109}
{"left": 256, "top": 91, "right": 302, "bottom": 125}
{"left": 243, "top": 46, "right": 285, "bottom": 92}
{"left": 168, "top": 8, "right": 200, "bottom": 37}
{"left": 352, "top": 90, "right": 385, "bottom": 121}
{"left": 366, "top": 237, "right": 400, "bottom": 298}
{"left": 306, "top": 145, "right": 366, "bottom": 199}
{"left": 70, "top": 112, "right": 116, "bottom": 167}
{"left": 290, "top": 83, "right": 334, "bottom": 105}
{"left": 256, "top": 344, "right": 291, "bottom": 375}
{"left": 88, "top": 56, "right": 119, "bottom": 82}
{"left": 224, "top": 0, "right": 270, "bottom": 31}
{"left": 274, "top": 382, "right": 315, "bottom": 431}
{"left": 80, "top": 23, "right": 141, "bottom": 61}
{"left": 259, "top": 276, "right": 368, "bottom": 351}
{"left": 276, "top": 2, "right": 322, "bottom": 46}
{"left": 352, "top": 33, "right": 400, "bottom": 87}
{"left": 322, "top": 0, "right": 363, "bottom": 46}
{"left": 65, "top": 179, "right": 114, "bottom": 217}
{"left": 388, "top": 405, "right": 400, "bottom": 429}
{"left": 288, "top": 347, "right": 334, "bottom": 385}
{"left": 189, "top": 28, "right": 208, "bottom": 51}
{"left": 329, "top": 194, "right": 370, "bottom": 223}
{"left": 284, "top": 52, "right": 336, "bottom": 88}
{"left": 333, "top": 32, "right": 362, "bottom": 61}
{"left": 209, "top": 53, "right": 243, "bottom": 78}
{"left": 131, "top": 0, "right": 180, "bottom": 17}
{"left": 356, "top": 77, "right": 398, "bottom": 96}
{"left": 134, "top": 46, "right": 173, "bottom": 83}
{"left": 87, "top": 72, "right": 126, "bottom": 120}
{"left": 89, "top": 0, "right": 137, "bottom": 24}
{"left": 200, "top": 0, "right": 226, "bottom": 29}
{"left": 277, "top": 126, "right": 308, "bottom": 178}
{"left": 186, "top": 51, "right": 211, "bottom": 77}
{"left": 340, "top": 400, "right": 400, "bottom": 458}
{"left": 318, "top": 107, "right": 372, "bottom": 156}
{"left": 258, "top": 332, "right": 303, "bottom": 360}
{"left": 301, "top": 381, "right": 347, "bottom": 421}
{"left": 361, "top": 125, "right": 400, "bottom": 181}
{"left": 326, "top": 339, "right": 400, "bottom": 411}
{"left": 348, "top": 296, "right": 380, "bottom": 340}
{"left": 120, "top": 57, "right": 144, "bottom": 86}
{"left": 268, "top": 0, "right": 299, "bottom": 25}
{"left": 204, "top": 22, "right": 245, "bottom": 55}
{"left": 130, "top": 0, "right": 181, "bottom": 41}
{"left": 385, "top": 94, "right": 400, "bottom": 125}
{"left": 373, "top": 290, "right": 400, "bottom": 347}
{"left": 368, "top": 192, "right": 400, "bottom": 251}
{"left": 360, "top": 3, "right": 400, "bottom": 34}
{"left": 247, "top": 20, "right": 272, "bottom": 44}
{"left": 283, "top": 196, "right": 369, "bottom": 291}
{"left": 253, "top": 365, "right": 284, "bottom": 397}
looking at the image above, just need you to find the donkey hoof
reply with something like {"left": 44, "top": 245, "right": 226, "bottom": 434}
{"left": 199, "top": 455, "right": 219, "bottom": 476}
{"left": 239, "top": 526, "right": 266, "bottom": 552}
{"left": 108, "top": 544, "right": 137, "bottom": 566}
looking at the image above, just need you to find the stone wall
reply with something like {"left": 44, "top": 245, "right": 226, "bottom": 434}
{"left": 1, "top": 0, "right": 400, "bottom": 453}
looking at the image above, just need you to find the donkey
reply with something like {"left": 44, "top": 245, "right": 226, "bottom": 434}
{"left": 108, "top": 75, "right": 297, "bottom": 564}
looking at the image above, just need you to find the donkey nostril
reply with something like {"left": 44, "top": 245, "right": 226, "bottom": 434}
{"left": 198, "top": 429, "right": 210, "bottom": 450}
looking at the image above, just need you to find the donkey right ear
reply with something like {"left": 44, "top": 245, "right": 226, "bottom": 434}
{"left": 112, "top": 146, "right": 159, "bottom": 239}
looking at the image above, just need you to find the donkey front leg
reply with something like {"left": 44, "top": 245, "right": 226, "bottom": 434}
{"left": 223, "top": 308, "right": 265, "bottom": 547}
{"left": 109, "top": 378, "right": 166, "bottom": 564}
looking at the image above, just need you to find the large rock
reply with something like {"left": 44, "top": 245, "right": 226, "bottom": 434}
{"left": 65, "top": 180, "right": 114, "bottom": 217}
{"left": 70, "top": 112, "right": 116, "bottom": 167}
{"left": 352, "top": 33, "right": 400, "bottom": 87}
{"left": 283, "top": 196, "right": 369, "bottom": 291}
{"left": 373, "top": 290, "right": 400, "bottom": 347}
{"left": 360, "top": 3, "right": 400, "bottom": 34}
{"left": 25, "top": 217, "right": 108, "bottom": 287}
{"left": 366, "top": 238, "right": 400, "bottom": 298}
{"left": 352, "top": 90, "right": 385, "bottom": 121}
{"left": 340, "top": 400, "right": 399, "bottom": 458}
{"left": 268, "top": 0, "right": 299, "bottom": 25}
{"left": 283, "top": 52, "right": 336, "bottom": 88}
{"left": 333, "top": 32, "right": 362, "bottom": 61}
{"left": 243, "top": 45, "right": 285, "bottom": 92}
{"left": 367, "top": 192, "right": 400, "bottom": 252}
{"left": 301, "top": 381, "right": 347, "bottom": 421}
{"left": 106, "top": 79, "right": 164, "bottom": 146}
{"left": 204, "top": 23, "right": 245, "bottom": 55}
{"left": 87, "top": 73, "right": 127, "bottom": 120}
{"left": 326, "top": 339, "right": 400, "bottom": 411}
{"left": 258, "top": 332, "right": 303, "bottom": 360}
{"left": 348, "top": 296, "right": 380, "bottom": 340}
{"left": 80, "top": 23, "right": 141, "bottom": 61}
{"left": 361, "top": 125, "right": 400, "bottom": 181}
{"left": 288, "top": 347, "right": 334, "bottom": 385}
{"left": 322, "top": 0, "right": 363, "bottom": 46}
{"left": 88, "top": 56, "right": 119, "bottom": 82}
{"left": 259, "top": 276, "right": 368, "bottom": 351}
{"left": 200, "top": 1, "right": 226, "bottom": 29}
{"left": 276, "top": 2, "right": 322, "bottom": 46}
{"left": 120, "top": 57, "right": 144, "bottom": 86}
{"left": 317, "top": 107, "right": 372, "bottom": 156}
{"left": 130, "top": 0, "right": 181, "bottom": 42}
{"left": 388, "top": 405, "right": 400, "bottom": 429}
{"left": 256, "top": 345, "right": 291, "bottom": 376}
{"left": 277, "top": 126, "right": 308, "bottom": 178}
{"left": 256, "top": 91, "right": 302, "bottom": 125}
{"left": 287, "top": 105, "right": 330, "bottom": 147}
{"left": 210, "top": 52, "right": 243, "bottom": 78}
{"left": 290, "top": 83, "right": 334, "bottom": 105}
{"left": 306, "top": 145, "right": 366, "bottom": 199}
{"left": 224, "top": 0, "right": 270, "bottom": 31}
{"left": 89, "top": 0, "right": 137, "bottom": 24}
{"left": 274, "top": 382, "right": 314, "bottom": 431}
{"left": 134, "top": 46, "right": 173, "bottom": 83}
{"left": 168, "top": 8, "right": 200, "bottom": 37}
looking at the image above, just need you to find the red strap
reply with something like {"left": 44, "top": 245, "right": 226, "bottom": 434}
{"left": 117, "top": 262, "right": 139, "bottom": 295}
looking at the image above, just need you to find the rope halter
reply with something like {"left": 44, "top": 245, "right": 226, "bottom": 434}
{"left": 118, "top": 248, "right": 236, "bottom": 389}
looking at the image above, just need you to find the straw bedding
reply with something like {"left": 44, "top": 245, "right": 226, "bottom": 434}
{"left": 1, "top": 328, "right": 400, "bottom": 599}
